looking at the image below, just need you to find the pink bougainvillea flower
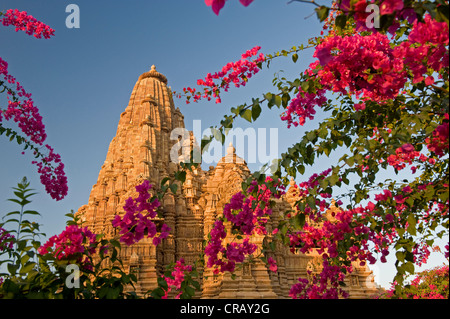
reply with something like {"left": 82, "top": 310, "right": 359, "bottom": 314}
{"left": 1, "top": 9, "right": 55, "bottom": 39}
{"left": 379, "top": 0, "right": 404, "bottom": 16}
{"left": 267, "top": 257, "right": 277, "bottom": 272}
{"left": 111, "top": 180, "right": 170, "bottom": 246}
{"left": 38, "top": 225, "right": 98, "bottom": 269}
{"left": 205, "top": 0, "right": 226, "bottom": 15}
{"left": 315, "top": 46, "right": 332, "bottom": 66}
{"left": 239, "top": 0, "right": 254, "bottom": 6}
{"left": 205, "top": 0, "right": 253, "bottom": 15}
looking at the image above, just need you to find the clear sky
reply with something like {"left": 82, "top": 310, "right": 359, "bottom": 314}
{"left": 0, "top": 0, "right": 447, "bottom": 289}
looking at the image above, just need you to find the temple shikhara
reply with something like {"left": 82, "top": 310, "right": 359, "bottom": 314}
{"left": 77, "top": 66, "right": 381, "bottom": 298}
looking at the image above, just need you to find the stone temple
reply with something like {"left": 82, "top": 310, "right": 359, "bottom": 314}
{"left": 77, "top": 66, "right": 381, "bottom": 298}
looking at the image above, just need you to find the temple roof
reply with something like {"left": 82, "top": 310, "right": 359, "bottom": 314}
{"left": 138, "top": 65, "right": 168, "bottom": 84}
{"left": 218, "top": 142, "right": 245, "bottom": 165}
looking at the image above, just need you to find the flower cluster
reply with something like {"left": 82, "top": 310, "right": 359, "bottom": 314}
{"left": 298, "top": 168, "right": 343, "bottom": 214}
{"left": 426, "top": 120, "right": 449, "bottom": 158}
{"left": 1, "top": 9, "right": 55, "bottom": 39}
{"left": 161, "top": 258, "right": 193, "bottom": 299}
{"left": 223, "top": 178, "right": 275, "bottom": 235}
{"left": 0, "top": 57, "right": 46, "bottom": 145}
{"left": 383, "top": 264, "right": 449, "bottom": 299}
{"left": 386, "top": 143, "right": 422, "bottom": 171}
{"left": 267, "top": 257, "right": 277, "bottom": 272}
{"left": 204, "top": 220, "right": 227, "bottom": 272}
{"left": 280, "top": 87, "right": 327, "bottom": 127}
{"left": 2, "top": 100, "right": 46, "bottom": 145}
{"left": 0, "top": 227, "right": 14, "bottom": 252}
{"left": 205, "top": 0, "right": 254, "bottom": 15}
{"left": 396, "top": 14, "right": 449, "bottom": 84}
{"left": 205, "top": 177, "right": 285, "bottom": 274}
{"left": 282, "top": 14, "right": 448, "bottom": 127}
{"left": 38, "top": 225, "right": 98, "bottom": 268}
{"left": 289, "top": 260, "right": 349, "bottom": 299}
{"left": 112, "top": 180, "right": 170, "bottom": 246}
{"left": 285, "top": 172, "right": 448, "bottom": 293}
{"left": 204, "top": 219, "right": 257, "bottom": 274}
{"left": 31, "top": 144, "right": 68, "bottom": 201}
{"left": 182, "top": 46, "right": 265, "bottom": 104}
{"left": 338, "top": 0, "right": 417, "bottom": 33}
{"left": 1, "top": 14, "right": 68, "bottom": 201}
{"left": 316, "top": 32, "right": 407, "bottom": 102}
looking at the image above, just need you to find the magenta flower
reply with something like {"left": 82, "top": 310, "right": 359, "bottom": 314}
{"left": 205, "top": 0, "right": 226, "bottom": 15}
{"left": 205, "top": 0, "right": 253, "bottom": 15}
{"left": 1, "top": 9, "right": 55, "bottom": 39}
{"left": 267, "top": 257, "right": 277, "bottom": 272}
{"left": 39, "top": 225, "right": 98, "bottom": 268}
{"left": 111, "top": 180, "right": 170, "bottom": 246}
{"left": 1, "top": 11, "right": 68, "bottom": 201}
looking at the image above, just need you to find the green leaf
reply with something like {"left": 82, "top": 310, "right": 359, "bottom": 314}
{"left": 346, "top": 157, "right": 355, "bottom": 167}
{"left": 23, "top": 210, "right": 40, "bottom": 216}
{"left": 292, "top": 53, "right": 298, "bottom": 63}
{"left": 7, "top": 263, "right": 18, "bottom": 275}
{"left": 157, "top": 276, "right": 168, "bottom": 290}
{"left": 252, "top": 102, "right": 262, "bottom": 121}
{"left": 335, "top": 14, "right": 347, "bottom": 30}
{"left": 407, "top": 214, "right": 417, "bottom": 236}
{"left": 241, "top": 109, "right": 253, "bottom": 122}
{"left": 301, "top": 81, "right": 309, "bottom": 92}
{"left": 160, "top": 177, "right": 170, "bottom": 187}
{"left": 184, "top": 286, "right": 195, "bottom": 297}
{"left": 291, "top": 213, "right": 305, "bottom": 230}
{"left": 19, "top": 261, "right": 35, "bottom": 274}
{"left": 403, "top": 261, "right": 415, "bottom": 275}
{"left": 315, "top": 6, "right": 330, "bottom": 22}
{"left": 329, "top": 173, "right": 339, "bottom": 186}
{"left": 274, "top": 95, "right": 282, "bottom": 107}
{"left": 306, "top": 196, "right": 316, "bottom": 209}
{"left": 17, "top": 239, "right": 27, "bottom": 251}
{"left": 395, "top": 251, "right": 405, "bottom": 262}
{"left": 298, "top": 164, "right": 305, "bottom": 175}
{"left": 306, "top": 131, "right": 316, "bottom": 142}
{"left": 174, "top": 171, "right": 186, "bottom": 183}
{"left": 436, "top": 5, "right": 449, "bottom": 23}
{"left": 110, "top": 239, "right": 121, "bottom": 249}
{"left": 169, "top": 183, "right": 178, "bottom": 194}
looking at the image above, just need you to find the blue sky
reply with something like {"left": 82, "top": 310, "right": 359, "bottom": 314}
{"left": 0, "top": 0, "right": 447, "bottom": 289}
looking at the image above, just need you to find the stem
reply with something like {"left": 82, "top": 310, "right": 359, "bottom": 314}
{"left": 13, "top": 204, "right": 24, "bottom": 264}
{"left": 431, "top": 84, "right": 449, "bottom": 93}
{"left": 287, "top": 0, "right": 321, "bottom": 8}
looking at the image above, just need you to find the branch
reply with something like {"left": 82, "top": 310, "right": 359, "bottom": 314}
{"left": 287, "top": 0, "right": 321, "bottom": 8}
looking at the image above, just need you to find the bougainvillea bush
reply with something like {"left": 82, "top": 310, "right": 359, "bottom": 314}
{"left": 0, "top": 9, "right": 67, "bottom": 201}
{"left": 382, "top": 264, "right": 449, "bottom": 298}
{"left": 183, "top": 0, "right": 449, "bottom": 299}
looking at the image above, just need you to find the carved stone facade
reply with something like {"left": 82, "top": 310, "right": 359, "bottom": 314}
{"left": 77, "top": 67, "right": 382, "bottom": 298}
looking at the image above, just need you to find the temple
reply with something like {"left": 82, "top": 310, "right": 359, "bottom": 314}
{"left": 77, "top": 66, "right": 381, "bottom": 298}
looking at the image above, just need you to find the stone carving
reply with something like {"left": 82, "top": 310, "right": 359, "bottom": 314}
{"left": 77, "top": 66, "right": 383, "bottom": 298}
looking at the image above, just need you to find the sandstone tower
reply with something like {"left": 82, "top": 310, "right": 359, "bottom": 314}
{"left": 77, "top": 67, "right": 382, "bottom": 298}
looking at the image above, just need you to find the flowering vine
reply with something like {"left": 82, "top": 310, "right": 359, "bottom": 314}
{"left": 194, "top": 0, "right": 449, "bottom": 299}
{"left": 111, "top": 180, "right": 170, "bottom": 246}
{"left": 205, "top": 0, "right": 254, "bottom": 15}
{"left": 0, "top": 9, "right": 68, "bottom": 201}
{"left": 180, "top": 46, "right": 265, "bottom": 104}
{"left": 38, "top": 225, "right": 99, "bottom": 270}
